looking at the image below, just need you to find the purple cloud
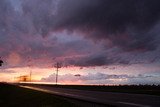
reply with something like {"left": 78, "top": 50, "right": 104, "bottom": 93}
{"left": 41, "top": 72, "right": 158, "bottom": 85}
{"left": 0, "top": 0, "right": 160, "bottom": 69}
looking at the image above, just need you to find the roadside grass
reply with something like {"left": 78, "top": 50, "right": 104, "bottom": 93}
{"left": 22, "top": 84, "right": 160, "bottom": 96}
{"left": 0, "top": 83, "right": 76, "bottom": 107}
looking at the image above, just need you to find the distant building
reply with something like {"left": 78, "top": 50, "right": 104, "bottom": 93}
{"left": 16, "top": 75, "right": 30, "bottom": 82}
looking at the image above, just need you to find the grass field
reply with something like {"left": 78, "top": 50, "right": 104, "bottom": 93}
{"left": 0, "top": 83, "right": 76, "bottom": 107}
{"left": 21, "top": 83, "right": 160, "bottom": 96}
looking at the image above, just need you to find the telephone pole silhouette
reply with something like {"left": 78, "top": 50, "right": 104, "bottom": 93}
{"left": 27, "top": 57, "right": 32, "bottom": 82}
{"left": 54, "top": 62, "right": 62, "bottom": 85}
{"left": 28, "top": 65, "right": 32, "bottom": 82}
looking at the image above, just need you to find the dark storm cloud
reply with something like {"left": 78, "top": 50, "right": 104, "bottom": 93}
{"left": 19, "top": 0, "right": 160, "bottom": 54}
{"left": 55, "top": 0, "right": 160, "bottom": 52}
{"left": 64, "top": 52, "right": 130, "bottom": 67}
{"left": 19, "top": 0, "right": 160, "bottom": 52}
{"left": 0, "top": 0, "right": 13, "bottom": 38}
{"left": 0, "top": 0, "right": 160, "bottom": 68}
{"left": 21, "top": 0, "right": 57, "bottom": 37}
{"left": 65, "top": 55, "right": 108, "bottom": 67}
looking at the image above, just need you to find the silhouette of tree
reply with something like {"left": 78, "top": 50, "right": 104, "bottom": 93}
{"left": 0, "top": 57, "right": 3, "bottom": 66}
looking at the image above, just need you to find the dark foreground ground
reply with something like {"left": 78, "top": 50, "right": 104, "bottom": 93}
{"left": 19, "top": 84, "right": 160, "bottom": 107}
{"left": 0, "top": 83, "right": 76, "bottom": 107}
{"left": 0, "top": 83, "right": 113, "bottom": 107}
{"left": 20, "top": 83, "right": 160, "bottom": 96}
{"left": 1, "top": 83, "right": 160, "bottom": 107}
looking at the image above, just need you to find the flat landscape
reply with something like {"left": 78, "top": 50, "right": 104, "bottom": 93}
{"left": 20, "top": 83, "right": 160, "bottom": 96}
{"left": 18, "top": 83, "right": 160, "bottom": 107}
{"left": 1, "top": 82, "right": 160, "bottom": 107}
{"left": 0, "top": 83, "right": 76, "bottom": 107}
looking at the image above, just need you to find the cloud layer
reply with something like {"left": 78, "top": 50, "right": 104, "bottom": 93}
{"left": 41, "top": 72, "right": 159, "bottom": 85}
{"left": 0, "top": 0, "right": 160, "bottom": 68}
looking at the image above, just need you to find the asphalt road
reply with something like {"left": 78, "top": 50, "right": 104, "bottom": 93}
{"left": 19, "top": 85, "right": 160, "bottom": 107}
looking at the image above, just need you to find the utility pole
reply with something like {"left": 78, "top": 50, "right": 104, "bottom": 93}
{"left": 27, "top": 57, "right": 32, "bottom": 82}
{"left": 29, "top": 65, "right": 32, "bottom": 82}
{"left": 54, "top": 62, "right": 62, "bottom": 85}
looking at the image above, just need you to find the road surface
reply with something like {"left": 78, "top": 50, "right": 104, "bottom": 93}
{"left": 19, "top": 85, "right": 160, "bottom": 107}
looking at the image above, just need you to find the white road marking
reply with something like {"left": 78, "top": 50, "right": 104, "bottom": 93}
{"left": 118, "top": 101, "right": 151, "bottom": 107}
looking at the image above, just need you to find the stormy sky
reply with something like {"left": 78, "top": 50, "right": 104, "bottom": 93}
{"left": 0, "top": 0, "right": 160, "bottom": 84}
